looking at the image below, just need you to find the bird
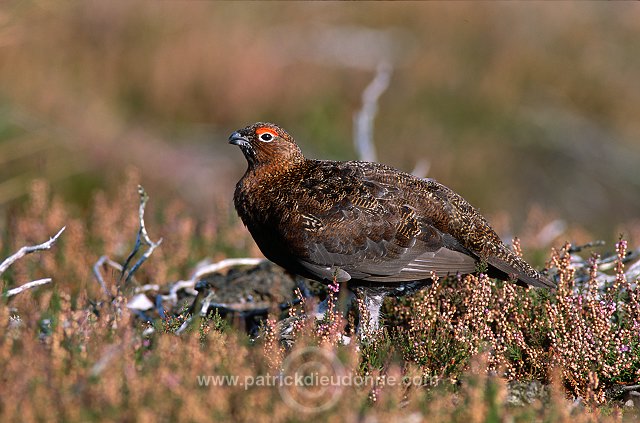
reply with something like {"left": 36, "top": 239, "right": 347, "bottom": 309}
{"left": 229, "top": 122, "right": 555, "bottom": 338}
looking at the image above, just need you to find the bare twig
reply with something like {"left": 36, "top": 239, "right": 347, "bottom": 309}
{"left": 353, "top": 63, "right": 392, "bottom": 162}
{"left": 568, "top": 245, "right": 640, "bottom": 289}
{"left": 174, "top": 320, "right": 190, "bottom": 335}
{"left": 411, "top": 158, "right": 431, "bottom": 179}
{"left": 0, "top": 226, "right": 65, "bottom": 275}
{"left": 568, "top": 240, "right": 606, "bottom": 253}
{"left": 191, "top": 258, "right": 265, "bottom": 281}
{"left": 164, "top": 280, "right": 200, "bottom": 302}
{"left": 93, "top": 255, "right": 125, "bottom": 299}
{"left": 136, "top": 257, "right": 266, "bottom": 335}
{"left": 625, "top": 257, "right": 640, "bottom": 281}
{"left": 161, "top": 258, "right": 265, "bottom": 306}
{"left": 134, "top": 284, "right": 160, "bottom": 293}
{"left": 5, "top": 278, "right": 52, "bottom": 297}
{"left": 594, "top": 258, "right": 640, "bottom": 285}
{"left": 352, "top": 63, "right": 429, "bottom": 179}
{"left": 120, "top": 185, "right": 163, "bottom": 286}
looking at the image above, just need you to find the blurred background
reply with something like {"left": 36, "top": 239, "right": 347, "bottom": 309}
{"left": 1, "top": 2, "right": 639, "bottom": 246}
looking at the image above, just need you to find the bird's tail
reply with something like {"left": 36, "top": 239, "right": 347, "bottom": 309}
{"left": 487, "top": 254, "right": 556, "bottom": 290}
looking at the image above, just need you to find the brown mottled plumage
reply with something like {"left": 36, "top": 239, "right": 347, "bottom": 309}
{"left": 229, "top": 122, "right": 555, "bottom": 334}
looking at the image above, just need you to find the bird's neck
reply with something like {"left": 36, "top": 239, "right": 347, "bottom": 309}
{"left": 238, "top": 157, "right": 304, "bottom": 198}
{"left": 246, "top": 154, "right": 305, "bottom": 179}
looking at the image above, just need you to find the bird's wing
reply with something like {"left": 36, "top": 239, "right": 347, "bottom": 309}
{"left": 292, "top": 162, "right": 478, "bottom": 283}
{"left": 406, "top": 174, "right": 556, "bottom": 289}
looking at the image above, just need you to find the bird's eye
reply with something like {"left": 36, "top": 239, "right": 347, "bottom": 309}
{"left": 259, "top": 133, "right": 274, "bottom": 142}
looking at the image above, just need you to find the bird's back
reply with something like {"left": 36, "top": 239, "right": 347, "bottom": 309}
{"left": 234, "top": 158, "right": 553, "bottom": 289}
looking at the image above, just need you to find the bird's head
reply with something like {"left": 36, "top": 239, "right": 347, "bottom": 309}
{"left": 229, "top": 122, "right": 304, "bottom": 171}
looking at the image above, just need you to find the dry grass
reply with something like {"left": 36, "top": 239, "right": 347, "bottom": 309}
{"left": 1, "top": 178, "right": 639, "bottom": 422}
{"left": 2, "top": 3, "right": 640, "bottom": 421}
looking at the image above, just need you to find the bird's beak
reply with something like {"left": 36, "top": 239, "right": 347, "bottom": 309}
{"left": 229, "top": 132, "right": 250, "bottom": 147}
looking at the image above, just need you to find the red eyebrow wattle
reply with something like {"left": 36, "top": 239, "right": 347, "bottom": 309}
{"left": 256, "top": 127, "right": 278, "bottom": 137}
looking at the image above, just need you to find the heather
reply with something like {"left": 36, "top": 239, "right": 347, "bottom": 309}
{"left": 2, "top": 2, "right": 640, "bottom": 422}
{"left": 1, "top": 179, "right": 639, "bottom": 422}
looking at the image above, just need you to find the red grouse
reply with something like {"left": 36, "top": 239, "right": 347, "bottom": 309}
{"left": 229, "top": 122, "right": 555, "bottom": 336}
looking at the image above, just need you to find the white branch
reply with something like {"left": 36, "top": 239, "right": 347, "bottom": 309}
{"left": 121, "top": 185, "right": 163, "bottom": 285}
{"left": 625, "top": 257, "right": 640, "bottom": 281}
{"left": 93, "top": 255, "right": 124, "bottom": 298}
{"left": 353, "top": 63, "right": 393, "bottom": 162}
{"left": 412, "top": 158, "right": 431, "bottom": 179}
{"left": 191, "top": 258, "right": 265, "bottom": 280}
{"left": 137, "top": 185, "right": 159, "bottom": 248}
{"left": 352, "top": 63, "right": 429, "bottom": 178}
{"left": 0, "top": 226, "right": 65, "bottom": 275}
{"left": 134, "top": 284, "right": 160, "bottom": 293}
{"left": 162, "top": 258, "right": 265, "bottom": 306}
{"left": 5, "top": 278, "right": 52, "bottom": 297}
